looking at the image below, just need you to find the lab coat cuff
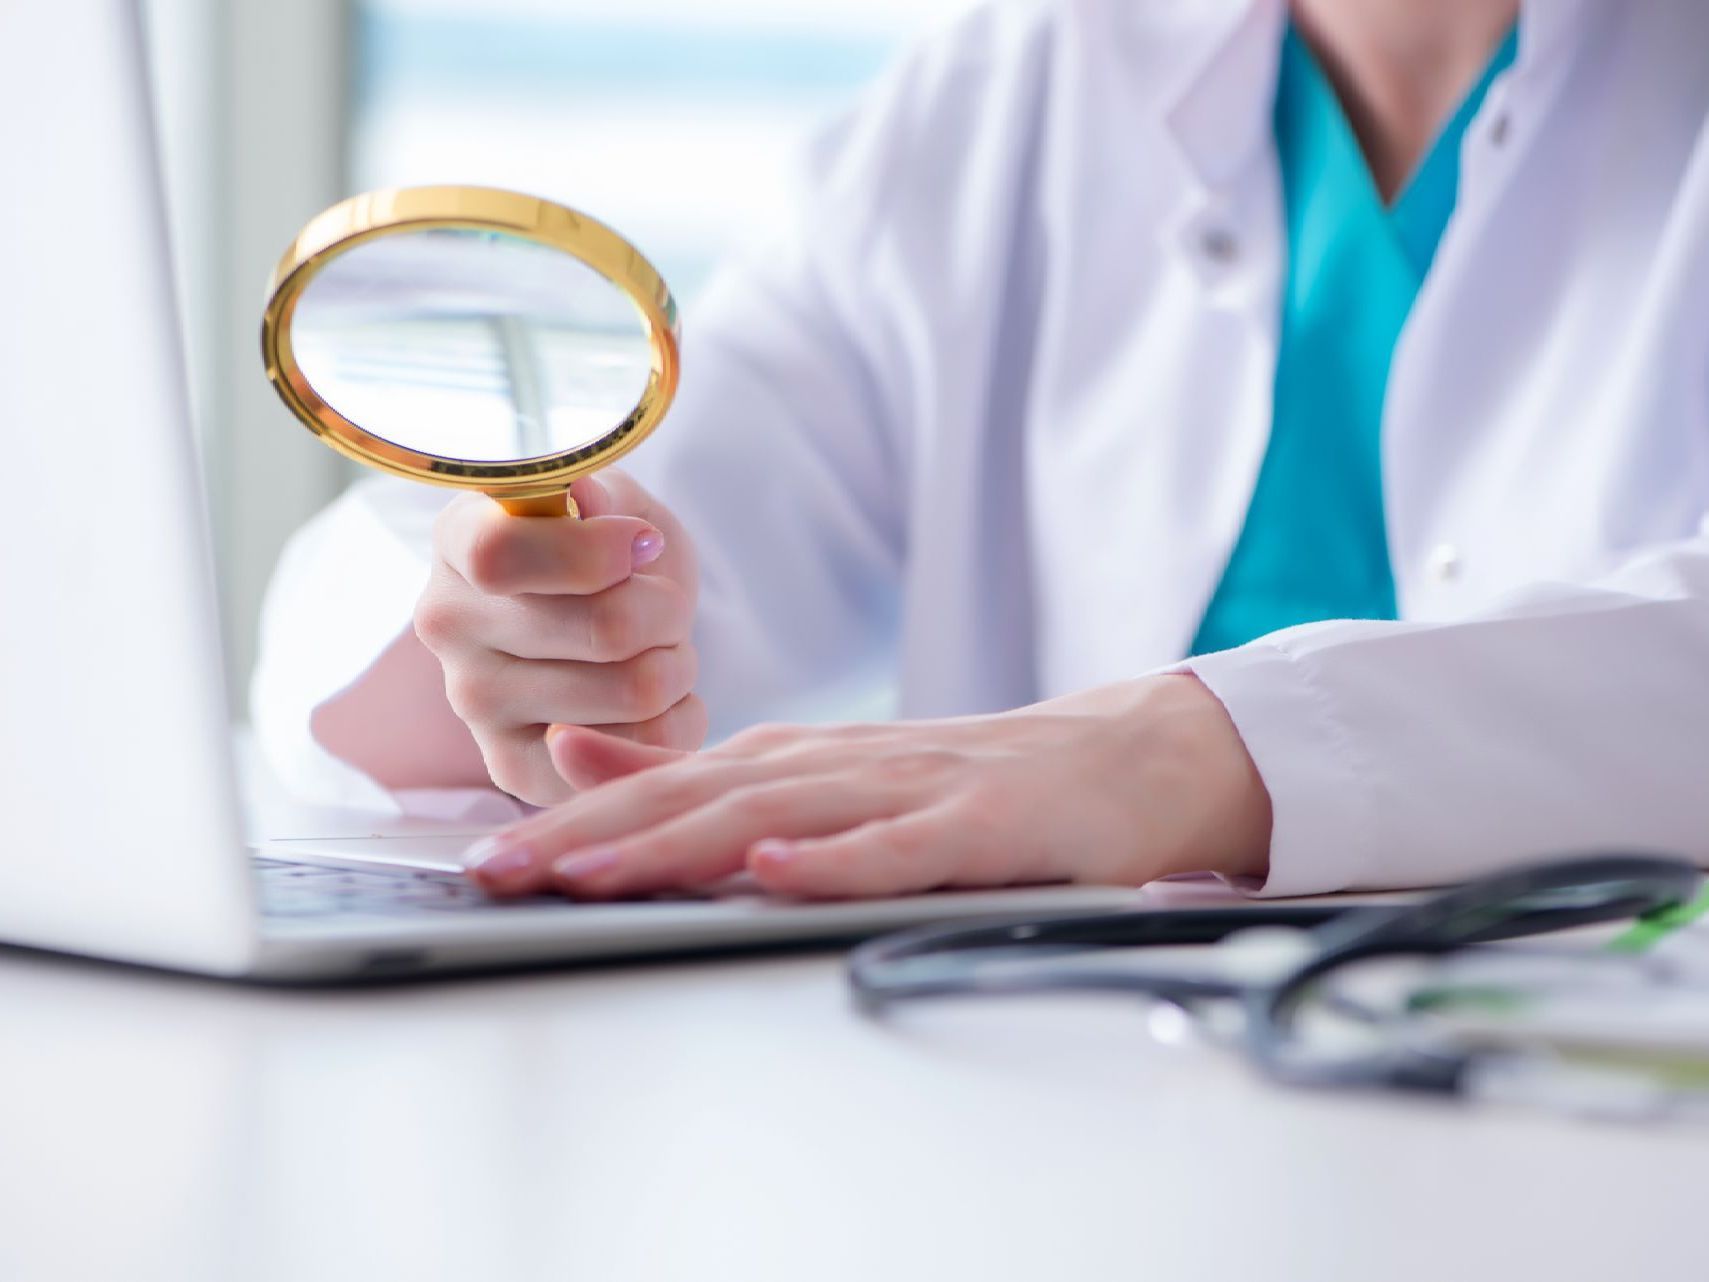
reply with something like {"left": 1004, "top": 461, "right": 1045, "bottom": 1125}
{"left": 1171, "top": 643, "right": 1379, "bottom": 898}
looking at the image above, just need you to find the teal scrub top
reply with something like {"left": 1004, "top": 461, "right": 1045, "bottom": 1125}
{"left": 1188, "top": 23, "right": 1518, "bottom": 656}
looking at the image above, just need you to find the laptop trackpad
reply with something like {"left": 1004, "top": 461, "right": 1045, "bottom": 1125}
{"left": 255, "top": 834, "right": 482, "bottom": 874}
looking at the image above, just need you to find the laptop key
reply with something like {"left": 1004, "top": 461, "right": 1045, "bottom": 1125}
{"left": 255, "top": 861, "right": 531, "bottom": 918}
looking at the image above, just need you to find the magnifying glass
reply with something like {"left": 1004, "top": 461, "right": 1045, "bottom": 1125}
{"left": 260, "top": 185, "right": 680, "bottom": 517}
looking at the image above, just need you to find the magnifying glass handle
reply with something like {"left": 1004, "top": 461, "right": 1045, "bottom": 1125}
{"left": 497, "top": 494, "right": 581, "bottom": 519}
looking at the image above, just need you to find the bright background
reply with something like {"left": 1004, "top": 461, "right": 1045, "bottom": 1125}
{"left": 142, "top": 0, "right": 972, "bottom": 703}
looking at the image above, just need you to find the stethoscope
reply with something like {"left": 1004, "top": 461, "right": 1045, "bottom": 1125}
{"left": 848, "top": 854, "right": 1703, "bottom": 1103}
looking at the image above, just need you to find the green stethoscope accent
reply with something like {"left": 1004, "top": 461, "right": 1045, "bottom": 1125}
{"left": 1189, "top": 22, "right": 1519, "bottom": 657}
{"left": 1607, "top": 884, "right": 1709, "bottom": 953}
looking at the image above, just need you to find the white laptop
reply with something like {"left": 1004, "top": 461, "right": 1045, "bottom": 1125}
{"left": 0, "top": 2, "right": 1140, "bottom": 981}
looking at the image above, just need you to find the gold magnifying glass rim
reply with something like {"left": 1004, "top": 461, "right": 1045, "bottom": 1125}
{"left": 260, "top": 184, "right": 680, "bottom": 503}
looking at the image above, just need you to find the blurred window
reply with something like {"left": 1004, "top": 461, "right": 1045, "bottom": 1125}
{"left": 352, "top": 0, "right": 975, "bottom": 301}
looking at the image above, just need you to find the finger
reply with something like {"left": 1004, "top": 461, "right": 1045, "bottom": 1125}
{"left": 443, "top": 644, "right": 698, "bottom": 731}
{"left": 567, "top": 473, "right": 618, "bottom": 518}
{"left": 434, "top": 491, "right": 664, "bottom": 596}
{"left": 463, "top": 753, "right": 782, "bottom": 895}
{"left": 436, "top": 574, "right": 694, "bottom": 663}
{"left": 747, "top": 807, "right": 974, "bottom": 900}
{"left": 593, "top": 694, "right": 709, "bottom": 755}
{"left": 470, "top": 725, "right": 576, "bottom": 809}
{"left": 548, "top": 776, "right": 914, "bottom": 900}
{"left": 465, "top": 700, "right": 700, "bottom": 835}
{"left": 547, "top": 716, "right": 694, "bottom": 789}
{"left": 581, "top": 469, "right": 696, "bottom": 589}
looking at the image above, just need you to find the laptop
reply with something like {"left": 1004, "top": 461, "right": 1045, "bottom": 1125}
{"left": 0, "top": 1, "right": 1140, "bottom": 981}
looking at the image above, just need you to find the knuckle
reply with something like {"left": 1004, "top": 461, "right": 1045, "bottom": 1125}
{"left": 598, "top": 467, "right": 643, "bottom": 509}
{"left": 874, "top": 818, "right": 934, "bottom": 862}
{"left": 582, "top": 590, "right": 640, "bottom": 662}
{"left": 615, "top": 647, "right": 693, "bottom": 722}
{"left": 626, "top": 695, "right": 706, "bottom": 749}
{"left": 873, "top": 748, "right": 962, "bottom": 786}
{"left": 443, "top": 665, "right": 505, "bottom": 727}
{"left": 594, "top": 469, "right": 662, "bottom": 525}
{"left": 411, "top": 594, "right": 456, "bottom": 651}
{"left": 463, "top": 521, "right": 524, "bottom": 594}
{"left": 948, "top": 788, "right": 1008, "bottom": 844}
{"left": 724, "top": 721, "right": 795, "bottom": 755}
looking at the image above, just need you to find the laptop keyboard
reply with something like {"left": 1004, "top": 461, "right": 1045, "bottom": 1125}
{"left": 254, "top": 857, "right": 536, "bottom": 918}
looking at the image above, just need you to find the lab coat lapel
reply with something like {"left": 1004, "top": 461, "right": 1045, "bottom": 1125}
{"left": 1162, "top": 0, "right": 1286, "bottom": 188}
{"left": 1026, "top": 0, "right": 1287, "bottom": 693}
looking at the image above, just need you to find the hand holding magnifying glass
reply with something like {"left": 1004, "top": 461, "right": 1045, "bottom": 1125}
{"left": 261, "top": 187, "right": 703, "bottom": 803}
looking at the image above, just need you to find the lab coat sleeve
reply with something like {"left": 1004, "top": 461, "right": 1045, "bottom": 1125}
{"left": 1184, "top": 535, "right": 1709, "bottom": 895}
{"left": 249, "top": 475, "right": 445, "bottom": 811}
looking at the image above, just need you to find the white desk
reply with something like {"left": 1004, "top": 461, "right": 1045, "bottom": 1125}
{"left": 0, "top": 933, "right": 1703, "bottom": 1282}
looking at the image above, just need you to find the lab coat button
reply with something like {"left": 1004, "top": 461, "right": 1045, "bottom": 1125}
{"left": 1427, "top": 544, "right": 1464, "bottom": 584}
{"left": 1488, "top": 111, "right": 1512, "bottom": 147}
{"left": 1199, "top": 226, "right": 1239, "bottom": 264}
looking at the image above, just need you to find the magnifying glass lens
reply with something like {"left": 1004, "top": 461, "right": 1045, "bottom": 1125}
{"left": 290, "top": 227, "right": 653, "bottom": 463}
{"left": 261, "top": 186, "right": 680, "bottom": 515}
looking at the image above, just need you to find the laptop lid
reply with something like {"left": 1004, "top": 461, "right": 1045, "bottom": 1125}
{"left": 0, "top": 0, "right": 258, "bottom": 974}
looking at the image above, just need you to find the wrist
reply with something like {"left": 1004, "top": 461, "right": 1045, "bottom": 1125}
{"left": 1161, "top": 674, "right": 1272, "bottom": 881}
{"left": 1091, "top": 674, "right": 1273, "bottom": 884}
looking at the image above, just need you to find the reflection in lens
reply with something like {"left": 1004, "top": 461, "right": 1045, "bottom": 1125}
{"left": 290, "top": 228, "right": 653, "bottom": 462}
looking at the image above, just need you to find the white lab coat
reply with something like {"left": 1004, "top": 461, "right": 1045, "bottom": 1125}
{"left": 252, "top": 0, "right": 1709, "bottom": 895}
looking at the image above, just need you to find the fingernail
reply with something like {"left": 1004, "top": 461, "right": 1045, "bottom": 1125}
{"left": 552, "top": 846, "right": 621, "bottom": 881}
{"left": 461, "top": 836, "right": 535, "bottom": 884}
{"left": 631, "top": 528, "right": 666, "bottom": 567}
{"left": 751, "top": 839, "right": 796, "bottom": 867}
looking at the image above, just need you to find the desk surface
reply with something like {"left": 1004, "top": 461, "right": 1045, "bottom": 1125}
{"left": 0, "top": 936, "right": 1703, "bottom": 1282}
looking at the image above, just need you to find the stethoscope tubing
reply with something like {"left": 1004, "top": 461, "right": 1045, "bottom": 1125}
{"left": 848, "top": 854, "right": 1704, "bottom": 1097}
{"left": 847, "top": 905, "right": 1348, "bottom": 1009}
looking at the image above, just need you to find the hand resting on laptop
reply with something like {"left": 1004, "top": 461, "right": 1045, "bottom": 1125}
{"left": 460, "top": 674, "right": 1271, "bottom": 901}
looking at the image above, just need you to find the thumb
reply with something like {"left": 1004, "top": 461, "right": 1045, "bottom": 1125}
{"left": 568, "top": 474, "right": 616, "bottom": 518}
{"left": 546, "top": 723, "right": 686, "bottom": 790}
